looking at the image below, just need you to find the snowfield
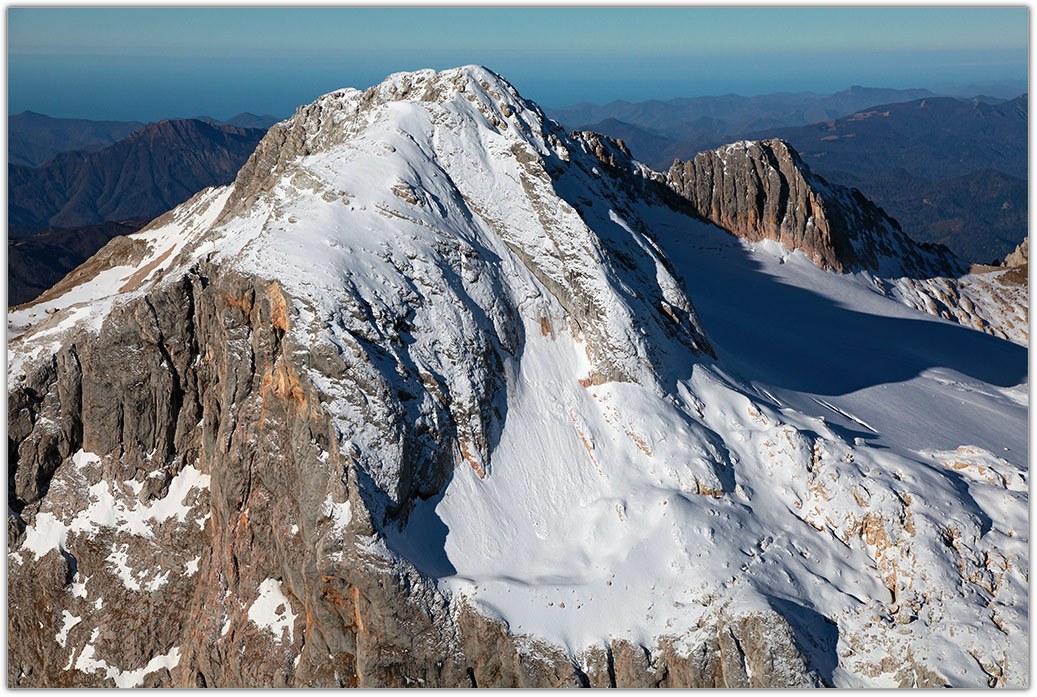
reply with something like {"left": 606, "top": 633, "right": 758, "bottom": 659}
{"left": 418, "top": 214, "right": 1028, "bottom": 687}
{"left": 8, "top": 66, "right": 1028, "bottom": 687}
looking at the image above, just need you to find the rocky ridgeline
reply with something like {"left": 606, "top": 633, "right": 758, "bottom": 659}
{"left": 667, "top": 139, "right": 1027, "bottom": 345}
{"left": 7, "top": 67, "right": 806, "bottom": 688}
{"left": 667, "top": 139, "right": 960, "bottom": 277}
{"left": 6, "top": 68, "right": 1025, "bottom": 687}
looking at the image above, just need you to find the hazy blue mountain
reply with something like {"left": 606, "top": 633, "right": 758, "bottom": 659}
{"left": 190, "top": 112, "right": 281, "bottom": 129}
{"left": 932, "top": 79, "right": 1028, "bottom": 100}
{"left": 222, "top": 112, "right": 281, "bottom": 129}
{"left": 575, "top": 118, "right": 678, "bottom": 159}
{"left": 9, "top": 118, "right": 265, "bottom": 228}
{"left": 9, "top": 111, "right": 145, "bottom": 167}
{"left": 748, "top": 95, "right": 1027, "bottom": 180}
{"left": 551, "top": 85, "right": 939, "bottom": 140}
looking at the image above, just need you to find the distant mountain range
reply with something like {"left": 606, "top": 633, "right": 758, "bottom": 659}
{"left": 8, "top": 118, "right": 266, "bottom": 304}
{"left": 7, "top": 85, "right": 1025, "bottom": 310}
{"left": 193, "top": 112, "right": 282, "bottom": 130}
{"left": 550, "top": 86, "right": 943, "bottom": 143}
{"left": 9, "top": 118, "right": 265, "bottom": 229}
{"left": 9, "top": 111, "right": 146, "bottom": 167}
{"left": 555, "top": 92, "right": 1027, "bottom": 263}
{"left": 750, "top": 95, "right": 1026, "bottom": 180}
{"left": 8, "top": 111, "right": 279, "bottom": 168}
{"left": 930, "top": 79, "right": 1028, "bottom": 100}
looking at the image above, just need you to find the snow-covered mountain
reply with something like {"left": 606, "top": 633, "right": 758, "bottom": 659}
{"left": 8, "top": 66, "right": 1028, "bottom": 688}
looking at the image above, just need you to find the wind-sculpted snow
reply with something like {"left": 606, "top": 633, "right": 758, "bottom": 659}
{"left": 7, "top": 66, "right": 1028, "bottom": 687}
{"left": 203, "top": 66, "right": 714, "bottom": 507}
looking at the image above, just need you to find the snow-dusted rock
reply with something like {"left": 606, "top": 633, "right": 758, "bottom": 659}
{"left": 1003, "top": 237, "right": 1028, "bottom": 268}
{"left": 8, "top": 66, "right": 1028, "bottom": 687}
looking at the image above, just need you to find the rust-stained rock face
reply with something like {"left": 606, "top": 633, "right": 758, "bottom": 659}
{"left": 5, "top": 260, "right": 825, "bottom": 688}
{"left": 8, "top": 67, "right": 1025, "bottom": 689}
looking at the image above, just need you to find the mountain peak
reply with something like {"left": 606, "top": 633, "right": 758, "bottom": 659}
{"left": 218, "top": 65, "right": 557, "bottom": 226}
{"left": 126, "top": 118, "right": 219, "bottom": 141}
{"left": 299, "top": 65, "right": 532, "bottom": 129}
{"left": 668, "top": 138, "right": 961, "bottom": 277}
{"left": 15, "top": 62, "right": 713, "bottom": 499}
{"left": 7, "top": 66, "right": 1027, "bottom": 688}
{"left": 371, "top": 64, "right": 512, "bottom": 99}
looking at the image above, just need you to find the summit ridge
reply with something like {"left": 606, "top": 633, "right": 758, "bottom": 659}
{"left": 7, "top": 66, "right": 1028, "bottom": 688}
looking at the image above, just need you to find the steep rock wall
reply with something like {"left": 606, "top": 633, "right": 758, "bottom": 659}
{"left": 8, "top": 261, "right": 824, "bottom": 687}
{"left": 667, "top": 139, "right": 960, "bottom": 277}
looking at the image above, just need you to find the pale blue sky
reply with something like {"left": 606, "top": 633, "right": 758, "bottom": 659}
{"left": 7, "top": 7, "right": 1029, "bottom": 120}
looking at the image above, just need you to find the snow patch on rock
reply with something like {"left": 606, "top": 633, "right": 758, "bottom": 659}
{"left": 247, "top": 579, "right": 298, "bottom": 643}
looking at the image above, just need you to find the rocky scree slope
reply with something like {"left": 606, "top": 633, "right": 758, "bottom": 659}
{"left": 8, "top": 67, "right": 1028, "bottom": 688}
{"left": 668, "top": 139, "right": 1027, "bottom": 345}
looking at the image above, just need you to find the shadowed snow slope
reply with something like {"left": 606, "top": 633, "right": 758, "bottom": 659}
{"left": 8, "top": 66, "right": 1028, "bottom": 688}
{"left": 668, "top": 139, "right": 1028, "bottom": 346}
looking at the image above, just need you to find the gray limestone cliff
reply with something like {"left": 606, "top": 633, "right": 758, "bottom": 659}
{"left": 666, "top": 139, "right": 961, "bottom": 277}
{"left": 1003, "top": 237, "right": 1028, "bottom": 269}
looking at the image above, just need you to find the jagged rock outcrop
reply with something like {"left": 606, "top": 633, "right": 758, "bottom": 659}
{"left": 667, "top": 139, "right": 961, "bottom": 277}
{"left": 8, "top": 67, "right": 1027, "bottom": 688}
{"left": 883, "top": 238, "right": 1028, "bottom": 346}
{"left": 1003, "top": 237, "right": 1028, "bottom": 269}
{"left": 668, "top": 139, "right": 1027, "bottom": 345}
{"left": 882, "top": 270, "right": 1028, "bottom": 345}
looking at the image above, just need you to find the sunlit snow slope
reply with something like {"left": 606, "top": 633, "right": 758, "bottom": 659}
{"left": 8, "top": 66, "right": 1027, "bottom": 688}
{"left": 409, "top": 194, "right": 1028, "bottom": 690}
